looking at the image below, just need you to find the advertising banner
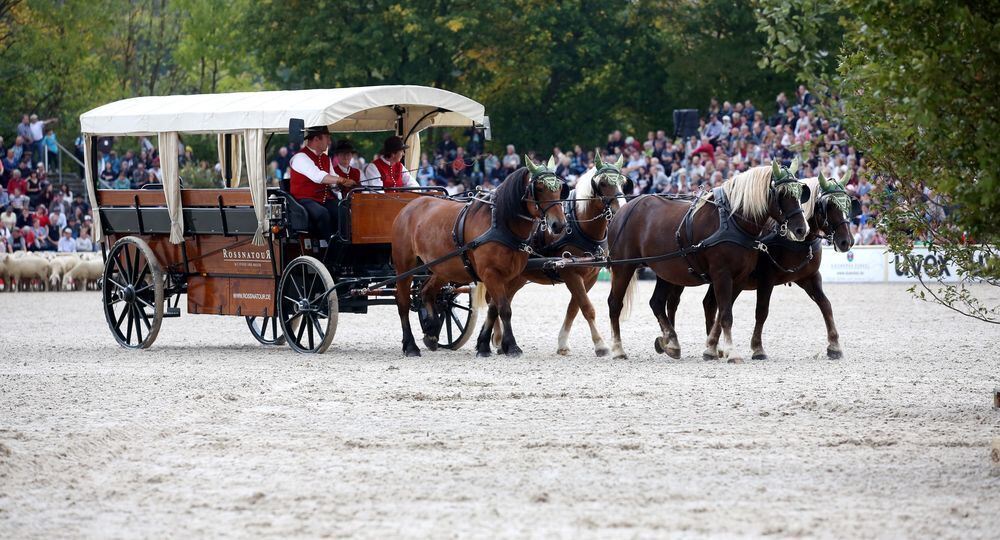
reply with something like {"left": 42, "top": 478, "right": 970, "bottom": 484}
{"left": 819, "top": 246, "right": 886, "bottom": 283}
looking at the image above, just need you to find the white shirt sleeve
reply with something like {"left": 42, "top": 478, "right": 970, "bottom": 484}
{"left": 289, "top": 153, "right": 328, "bottom": 184}
{"left": 362, "top": 162, "right": 383, "bottom": 187}
{"left": 402, "top": 168, "right": 418, "bottom": 188}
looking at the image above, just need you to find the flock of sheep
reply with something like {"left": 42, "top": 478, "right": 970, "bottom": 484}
{"left": 0, "top": 251, "right": 104, "bottom": 292}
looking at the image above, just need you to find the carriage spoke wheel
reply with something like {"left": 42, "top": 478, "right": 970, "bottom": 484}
{"left": 246, "top": 316, "right": 286, "bottom": 346}
{"left": 102, "top": 236, "right": 164, "bottom": 349}
{"left": 278, "top": 256, "right": 338, "bottom": 354}
{"left": 412, "top": 281, "right": 480, "bottom": 351}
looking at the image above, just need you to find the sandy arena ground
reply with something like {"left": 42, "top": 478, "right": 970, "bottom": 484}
{"left": 1, "top": 281, "right": 999, "bottom": 538}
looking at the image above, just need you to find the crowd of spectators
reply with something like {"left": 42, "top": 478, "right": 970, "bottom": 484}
{"left": 337, "top": 84, "right": 884, "bottom": 245}
{"left": 1, "top": 114, "right": 97, "bottom": 253}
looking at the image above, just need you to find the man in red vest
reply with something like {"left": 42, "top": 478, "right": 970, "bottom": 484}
{"left": 362, "top": 135, "right": 419, "bottom": 189}
{"left": 289, "top": 126, "right": 357, "bottom": 243}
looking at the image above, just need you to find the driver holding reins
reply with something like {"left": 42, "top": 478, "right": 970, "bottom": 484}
{"left": 289, "top": 125, "right": 358, "bottom": 244}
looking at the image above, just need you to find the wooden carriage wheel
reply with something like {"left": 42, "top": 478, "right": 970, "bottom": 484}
{"left": 246, "top": 316, "right": 286, "bottom": 346}
{"left": 102, "top": 236, "right": 164, "bottom": 349}
{"left": 412, "top": 280, "right": 480, "bottom": 351}
{"left": 278, "top": 256, "right": 338, "bottom": 354}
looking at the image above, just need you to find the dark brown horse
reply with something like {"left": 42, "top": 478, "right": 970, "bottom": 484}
{"left": 392, "top": 163, "right": 567, "bottom": 357}
{"left": 659, "top": 171, "right": 860, "bottom": 360}
{"left": 606, "top": 161, "right": 810, "bottom": 363}
{"left": 490, "top": 154, "right": 627, "bottom": 356}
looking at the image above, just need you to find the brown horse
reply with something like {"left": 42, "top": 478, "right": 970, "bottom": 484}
{"left": 392, "top": 162, "right": 567, "bottom": 357}
{"left": 490, "top": 154, "right": 627, "bottom": 356}
{"left": 659, "top": 171, "right": 860, "bottom": 360}
{"left": 606, "top": 161, "right": 810, "bottom": 363}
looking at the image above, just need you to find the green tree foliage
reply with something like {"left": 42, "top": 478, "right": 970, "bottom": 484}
{"left": 757, "top": 0, "right": 1000, "bottom": 323}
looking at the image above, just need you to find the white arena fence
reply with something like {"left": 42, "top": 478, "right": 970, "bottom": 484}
{"left": 616, "top": 245, "right": 994, "bottom": 284}
{"left": 0, "top": 252, "right": 104, "bottom": 292}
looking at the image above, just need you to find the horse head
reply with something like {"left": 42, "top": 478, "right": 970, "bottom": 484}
{"left": 817, "top": 171, "right": 859, "bottom": 252}
{"left": 524, "top": 155, "right": 568, "bottom": 235}
{"left": 768, "top": 156, "right": 810, "bottom": 241}
{"left": 593, "top": 153, "right": 628, "bottom": 215}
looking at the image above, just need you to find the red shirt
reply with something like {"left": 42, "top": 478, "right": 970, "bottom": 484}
{"left": 691, "top": 141, "right": 715, "bottom": 162}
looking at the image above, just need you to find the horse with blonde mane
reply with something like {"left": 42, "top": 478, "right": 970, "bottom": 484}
{"left": 660, "top": 169, "right": 861, "bottom": 360}
{"left": 605, "top": 159, "right": 810, "bottom": 363}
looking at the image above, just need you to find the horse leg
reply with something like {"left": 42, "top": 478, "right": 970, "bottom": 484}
{"left": 796, "top": 272, "right": 843, "bottom": 359}
{"left": 608, "top": 264, "right": 638, "bottom": 360}
{"left": 419, "top": 276, "right": 447, "bottom": 351}
{"left": 475, "top": 301, "right": 499, "bottom": 358}
{"left": 556, "top": 299, "right": 581, "bottom": 356}
{"left": 649, "top": 278, "right": 681, "bottom": 358}
{"left": 395, "top": 273, "right": 421, "bottom": 357}
{"left": 702, "top": 285, "right": 718, "bottom": 336}
{"left": 489, "top": 279, "right": 522, "bottom": 358}
{"left": 563, "top": 271, "right": 609, "bottom": 357}
{"left": 709, "top": 275, "right": 742, "bottom": 363}
{"left": 750, "top": 283, "right": 774, "bottom": 360}
{"left": 392, "top": 244, "right": 421, "bottom": 357}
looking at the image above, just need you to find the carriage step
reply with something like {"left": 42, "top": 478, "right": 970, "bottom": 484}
{"left": 164, "top": 307, "right": 181, "bottom": 317}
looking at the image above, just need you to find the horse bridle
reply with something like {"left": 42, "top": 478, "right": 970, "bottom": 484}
{"left": 523, "top": 171, "right": 565, "bottom": 220}
{"left": 592, "top": 165, "right": 626, "bottom": 213}
{"left": 815, "top": 190, "right": 854, "bottom": 235}
{"left": 769, "top": 173, "right": 806, "bottom": 236}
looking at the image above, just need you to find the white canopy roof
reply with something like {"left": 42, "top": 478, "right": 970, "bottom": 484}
{"left": 79, "top": 85, "right": 487, "bottom": 136}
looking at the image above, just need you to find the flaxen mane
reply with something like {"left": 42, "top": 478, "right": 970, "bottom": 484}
{"left": 722, "top": 166, "right": 774, "bottom": 219}
{"left": 800, "top": 176, "right": 820, "bottom": 221}
{"left": 573, "top": 167, "right": 625, "bottom": 216}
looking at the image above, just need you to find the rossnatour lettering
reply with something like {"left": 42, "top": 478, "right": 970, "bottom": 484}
{"left": 222, "top": 248, "right": 272, "bottom": 261}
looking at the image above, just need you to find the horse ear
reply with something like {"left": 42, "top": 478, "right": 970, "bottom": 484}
{"left": 524, "top": 154, "right": 538, "bottom": 173}
{"left": 547, "top": 155, "right": 557, "bottom": 170}
{"left": 818, "top": 171, "right": 829, "bottom": 191}
{"left": 771, "top": 160, "right": 780, "bottom": 179}
{"left": 839, "top": 172, "right": 850, "bottom": 187}
{"left": 595, "top": 153, "right": 604, "bottom": 168}
{"left": 615, "top": 154, "right": 624, "bottom": 168}
{"left": 789, "top": 155, "right": 801, "bottom": 175}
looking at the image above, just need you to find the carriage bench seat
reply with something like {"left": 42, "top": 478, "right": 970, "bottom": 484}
{"left": 96, "top": 188, "right": 310, "bottom": 236}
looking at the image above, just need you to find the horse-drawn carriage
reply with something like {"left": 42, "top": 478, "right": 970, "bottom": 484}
{"left": 81, "top": 86, "right": 490, "bottom": 353}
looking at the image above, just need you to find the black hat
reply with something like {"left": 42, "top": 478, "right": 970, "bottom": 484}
{"left": 332, "top": 139, "right": 355, "bottom": 154}
{"left": 304, "top": 125, "right": 330, "bottom": 139}
{"left": 380, "top": 135, "right": 409, "bottom": 156}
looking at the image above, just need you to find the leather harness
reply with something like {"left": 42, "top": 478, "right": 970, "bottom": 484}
{"left": 529, "top": 191, "right": 609, "bottom": 282}
{"left": 452, "top": 194, "right": 533, "bottom": 283}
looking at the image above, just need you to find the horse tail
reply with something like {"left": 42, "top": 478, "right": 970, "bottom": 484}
{"left": 621, "top": 269, "right": 639, "bottom": 321}
{"left": 472, "top": 281, "right": 487, "bottom": 311}
{"left": 491, "top": 319, "right": 502, "bottom": 349}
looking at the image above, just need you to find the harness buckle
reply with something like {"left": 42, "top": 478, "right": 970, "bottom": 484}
{"left": 520, "top": 244, "right": 534, "bottom": 254}
{"left": 754, "top": 241, "right": 769, "bottom": 254}
{"left": 778, "top": 222, "right": 789, "bottom": 237}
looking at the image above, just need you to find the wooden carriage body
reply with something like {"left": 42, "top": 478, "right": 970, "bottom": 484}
{"left": 81, "top": 86, "right": 489, "bottom": 352}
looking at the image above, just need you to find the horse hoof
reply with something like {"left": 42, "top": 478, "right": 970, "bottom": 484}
{"left": 827, "top": 348, "right": 843, "bottom": 359}
{"left": 504, "top": 346, "right": 523, "bottom": 358}
{"left": 666, "top": 346, "right": 681, "bottom": 360}
{"left": 557, "top": 347, "right": 571, "bottom": 356}
{"left": 404, "top": 348, "right": 421, "bottom": 358}
{"left": 595, "top": 347, "right": 610, "bottom": 357}
{"left": 728, "top": 356, "right": 744, "bottom": 364}
{"left": 702, "top": 349, "right": 718, "bottom": 361}
{"left": 422, "top": 335, "right": 439, "bottom": 351}
{"left": 613, "top": 353, "right": 628, "bottom": 360}
{"left": 653, "top": 338, "right": 665, "bottom": 354}
{"left": 751, "top": 353, "right": 768, "bottom": 360}
{"left": 476, "top": 349, "right": 491, "bottom": 358}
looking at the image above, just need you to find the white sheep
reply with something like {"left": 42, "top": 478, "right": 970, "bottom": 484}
{"left": 63, "top": 259, "right": 104, "bottom": 291}
{"left": 5, "top": 254, "right": 52, "bottom": 292}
